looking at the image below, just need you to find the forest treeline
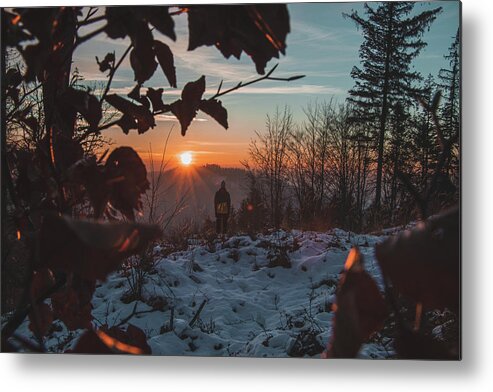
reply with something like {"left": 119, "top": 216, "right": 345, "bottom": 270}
{"left": 237, "top": 3, "right": 459, "bottom": 233}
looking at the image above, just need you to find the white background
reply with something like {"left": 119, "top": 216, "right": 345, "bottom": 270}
{"left": 1, "top": 0, "right": 491, "bottom": 390}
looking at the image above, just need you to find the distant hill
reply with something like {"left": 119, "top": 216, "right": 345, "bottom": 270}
{"left": 146, "top": 164, "right": 249, "bottom": 228}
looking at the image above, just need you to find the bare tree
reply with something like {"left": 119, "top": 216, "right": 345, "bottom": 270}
{"left": 247, "top": 106, "right": 293, "bottom": 227}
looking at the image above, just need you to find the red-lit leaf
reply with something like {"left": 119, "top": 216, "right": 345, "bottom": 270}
{"left": 70, "top": 329, "right": 113, "bottom": 353}
{"left": 39, "top": 214, "right": 161, "bottom": 281}
{"left": 324, "top": 248, "right": 387, "bottom": 358}
{"left": 153, "top": 40, "right": 176, "bottom": 88}
{"left": 375, "top": 207, "right": 459, "bottom": 311}
{"left": 199, "top": 98, "right": 229, "bottom": 129}
{"left": 105, "top": 146, "right": 150, "bottom": 220}
{"left": 105, "top": 94, "right": 155, "bottom": 134}
{"left": 28, "top": 302, "right": 53, "bottom": 337}
{"left": 104, "top": 324, "right": 151, "bottom": 355}
{"left": 170, "top": 75, "right": 206, "bottom": 135}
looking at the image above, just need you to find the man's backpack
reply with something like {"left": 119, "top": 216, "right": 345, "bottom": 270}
{"left": 216, "top": 202, "right": 229, "bottom": 215}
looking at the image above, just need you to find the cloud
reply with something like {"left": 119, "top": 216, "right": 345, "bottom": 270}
{"left": 155, "top": 114, "right": 207, "bottom": 123}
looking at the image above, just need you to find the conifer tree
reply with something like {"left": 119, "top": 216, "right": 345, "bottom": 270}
{"left": 438, "top": 28, "right": 460, "bottom": 140}
{"left": 345, "top": 2, "right": 442, "bottom": 208}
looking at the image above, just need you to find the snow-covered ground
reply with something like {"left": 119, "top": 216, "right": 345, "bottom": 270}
{"left": 13, "top": 229, "right": 395, "bottom": 358}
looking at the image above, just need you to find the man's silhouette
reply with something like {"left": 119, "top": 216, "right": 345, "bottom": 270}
{"left": 214, "top": 180, "right": 231, "bottom": 235}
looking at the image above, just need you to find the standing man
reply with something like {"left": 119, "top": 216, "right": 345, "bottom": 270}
{"left": 214, "top": 180, "right": 231, "bottom": 235}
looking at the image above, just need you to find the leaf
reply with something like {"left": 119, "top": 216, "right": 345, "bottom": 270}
{"left": 104, "top": 324, "right": 152, "bottom": 355}
{"left": 146, "top": 87, "right": 166, "bottom": 112}
{"left": 153, "top": 40, "right": 177, "bottom": 88}
{"left": 394, "top": 328, "right": 459, "bottom": 360}
{"left": 70, "top": 329, "right": 113, "bottom": 354}
{"left": 51, "top": 286, "right": 93, "bottom": 330}
{"left": 5, "top": 68, "right": 23, "bottom": 88}
{"left": 105, "top": 94, "right": 155, "bottom": 134}
{"left": 187, "top": 5, "right": 290, "bottom": 74}
{"left": 30, "top": 269, "right": 55, "bottom": 300}
{"left": 105, "top": 146, "right": 150, "bottom": 220}
{"left": 324, "top": 248, "right": 387, "bottom": 358}
{"left": 139, "top": 6, "right": 176, "bottom": 41}
{"left": 127, "top": 84, "right": 141, "bottom": 100}
{"left": 39, "top": 214, "right": 161, "bottom": 281}
{"left": 59, "top": 87, "right": 102, "bottom": 130}
{"left": 65, "top": 156, "right": 108, "bottom": 218}
{"left": 130, "top": 45, "right": 157, "bottom": 84}
{"left": 182, "top": 75, "right": 206, "bottom": 104}
{"left": 104, "top": 7, "right": 133, "bottom": 39}
{"left": 170, "top": 75, "right": 206, "bottom": 136}
{"left": 28, "top": 303, "right": 53, "bottom": 337}
{"left": 71, "top": 325, "right": 151, "bottom": 355}
{"left": 96, "top": 52, "right": 115, "bottom": 73}
{"left": 116, "top": 114, "right": 139, "bottom": 135}
{"left": 199, "top": 98, "right": 228, "bottom": 129}
{"left": 375, "top": 207, "right": 459, "bottom": 311}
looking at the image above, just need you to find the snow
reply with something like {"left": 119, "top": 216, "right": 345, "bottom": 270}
{"left": 11, "top": 229, "right": 394, "bottom": 358}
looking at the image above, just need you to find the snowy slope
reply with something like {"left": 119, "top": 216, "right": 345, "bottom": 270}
{"left": 13, "top": 229, "right": 394, "bottom": 358}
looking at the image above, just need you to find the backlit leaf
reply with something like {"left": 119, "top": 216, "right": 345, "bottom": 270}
{"left": 105, "top": 94, "right": 155, "bottom": 134}
{"left": 375, "top": 207, "right": 459, "bottom": 311}
{"left": 324, "top": 248, "right": 387, "bottom": 358}
{"left": 199, "top": 98, "right": 229, "bottom": 129}
{"left": 154, "top": 40, "right": 177, "bottom": 88}
{"left": 39, "top": 214, "right": 161, "bottom": 280}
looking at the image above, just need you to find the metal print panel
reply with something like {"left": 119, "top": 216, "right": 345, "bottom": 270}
{"left": 1, "top": 1, "right": 461, "bottom": 359}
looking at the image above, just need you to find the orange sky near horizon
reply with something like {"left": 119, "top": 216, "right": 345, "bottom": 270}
{"left": 103, "top": 114, "right": 253, "bottom": 169}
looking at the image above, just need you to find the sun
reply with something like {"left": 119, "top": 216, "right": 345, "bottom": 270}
{"left": 180, "top": 151, "right": 193, "bottom": 165}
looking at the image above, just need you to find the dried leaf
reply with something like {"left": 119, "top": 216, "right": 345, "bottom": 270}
{"left": 70, "top": 329, "right": 113, "bottom": 353}
{"left": 324, "top": 248, "right": 387, "bottom": 358}
{"left": 39, "top": 214, "right": 161, "bottom": 280}
{"left": 375, "top": 207, "right": 459, "bottom": 311}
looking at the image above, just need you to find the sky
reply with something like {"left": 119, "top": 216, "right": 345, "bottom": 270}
{"left": 73, "top": 1, "right": 461, "bottom": 168}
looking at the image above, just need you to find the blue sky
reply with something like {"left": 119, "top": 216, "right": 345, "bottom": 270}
{"left": 74, "top": 1, "right": 461, "bottom": 167}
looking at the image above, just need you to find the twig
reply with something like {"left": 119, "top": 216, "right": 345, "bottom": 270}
{"left": 100, "top": 44, "right": 133, "bottom": 104}
{"left": 75, "top": 24, "right": 108, "bottom": 46}
{"left": 211, "top": 64, "right": 305, "bottom": 99}
{"left": 188, "top": 299, "right": 206, "bottom": 328}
